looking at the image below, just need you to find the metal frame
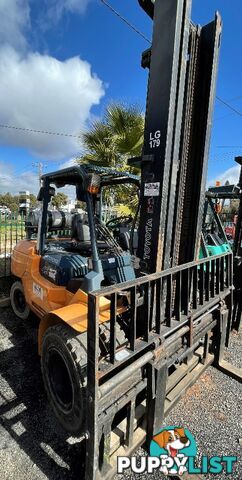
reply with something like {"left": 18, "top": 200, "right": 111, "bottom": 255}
{"left": 85, "top": 252, "right": 233, "bottom": 479}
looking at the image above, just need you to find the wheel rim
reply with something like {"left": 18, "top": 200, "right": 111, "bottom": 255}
{"left": 48, "top": 348, "right": 74, "bottom": 413}
{"left": 13, "top": 289, "right": 26, "bottom": 313}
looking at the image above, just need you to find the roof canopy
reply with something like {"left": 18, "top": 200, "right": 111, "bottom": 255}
{"left": 41, "top": 163, "right": 140, "bottom": 188}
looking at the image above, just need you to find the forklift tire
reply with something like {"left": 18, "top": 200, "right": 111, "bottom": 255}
{"left": 41, "top": 324, "right": 87, "bottom": 435}
{"left": 10, "top": 281, "right": 31, "bottom": 320}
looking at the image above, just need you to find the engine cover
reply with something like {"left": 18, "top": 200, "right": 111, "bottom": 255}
{"left": 101, "top": 254, "right": 136, "bottom": 284}
{"left": 40, "top": 252, "right": 88, "bottom": 286}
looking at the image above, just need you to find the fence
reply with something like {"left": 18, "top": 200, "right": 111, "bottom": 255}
{"left": 0, "top": 212, "right": 26, "bottom": 278}
{"left": 0, "top": 211, "right": 73, "bottom": 279}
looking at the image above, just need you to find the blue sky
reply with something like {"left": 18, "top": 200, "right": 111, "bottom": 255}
{"left": 0, "top": 0, "right": 242, "bottom": 194}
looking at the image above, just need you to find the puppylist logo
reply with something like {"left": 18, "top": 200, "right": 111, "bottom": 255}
{"left": 117, "top": 426, "right": 237, "bottom": 476}
{"left": 150, "top": 426, "right": 195, "bottom": 475}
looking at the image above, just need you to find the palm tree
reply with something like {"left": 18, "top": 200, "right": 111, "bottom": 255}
{"left": 78, "top": 103, "right": 144, "bottom": 168}
{"left": 77, "top": 103, "right": 143, "bottom": 214}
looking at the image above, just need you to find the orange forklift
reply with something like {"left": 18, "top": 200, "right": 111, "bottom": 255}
{"left": 11, "top": 165, "right": 139, "bottom": 432}
{"left": 9, "top": 1, "right": 241, "bottom": 478}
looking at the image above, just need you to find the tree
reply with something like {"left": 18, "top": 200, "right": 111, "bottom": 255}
{"left": 29, "top": 194, "right": 38, "bottom": 208}
{"left": 79, "top": 103, "right": 144, "bottom": 168}
{"left": 0, "top": 192, "right": 38, "bottom": 212}
{"left": 0, "top": 193, "right": 19, "bottom": 212}
{"left": 51, "top": 192, "right": 68, "bottom": 209}
{"left": 78, "top": 103, "right": 143, "bottom": 213}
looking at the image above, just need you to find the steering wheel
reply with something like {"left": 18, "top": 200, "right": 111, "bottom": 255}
{"left": 106, "top": 215, "right": 133, "bottom": 229}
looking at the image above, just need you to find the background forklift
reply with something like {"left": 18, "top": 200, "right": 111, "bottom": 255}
{"left": 207, "top": 155, "right": 242, "bottom": 331}
{"left": 9, "top": 0, "right": 241, "bottom": 478}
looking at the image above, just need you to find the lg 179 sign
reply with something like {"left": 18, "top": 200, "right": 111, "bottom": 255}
{"left": 149, "top": 130, "right": 161, "bottom": 149}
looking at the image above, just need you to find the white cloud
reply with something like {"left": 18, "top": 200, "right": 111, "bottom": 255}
{"left": 0, "top": 161, "right": 39, "bottom": 195}
{"left": 0, "top": 1, "right": 105, "bottom": 161}
{"left": 58, "top": 158, "right": 78, "bottom": 170}
{"left": 0, "top": 159, "right": 78, "bottom": 197}
{"left": 43, "top": 0, "right": 91, "bottom": 23}
{"left": 0, "top": 47, "right": 105, "bottom": 159}
{"left": 208, "top": 165, "right": 240, "bottom": 187}
{"left": 0, "top": 0, "right": 91, "bottom": 49}
{"left": 0, "top": 0, "right": 30, "bottom": 50}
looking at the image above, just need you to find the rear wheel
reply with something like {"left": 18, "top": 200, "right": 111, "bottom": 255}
{"left": 10, "top": 281, "right": 31, "bottom": 320}
{"left": 41, "top": 324, "right": 87, "bottom": 434}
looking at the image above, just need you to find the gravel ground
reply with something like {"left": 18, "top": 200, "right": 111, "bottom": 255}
{"left": 0, "top": 306, "right": 241, "bottom": 480}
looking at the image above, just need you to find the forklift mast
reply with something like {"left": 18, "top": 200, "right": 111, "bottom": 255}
{"left": 136, "top": 0, "right": 222, "bottom": 273}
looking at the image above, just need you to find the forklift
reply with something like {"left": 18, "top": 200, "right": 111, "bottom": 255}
{"left": 9, "top": 0, "right": 241, "bottom": 478}
{"left": 11, "top": 166, "right": 140, "bottom": 432}
{"left": 207, "top": 155, "right": 242, "bottom": 331}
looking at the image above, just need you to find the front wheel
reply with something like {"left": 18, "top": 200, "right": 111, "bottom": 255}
{"left": 41, "top": 324, "right": 87, "bottom": 434}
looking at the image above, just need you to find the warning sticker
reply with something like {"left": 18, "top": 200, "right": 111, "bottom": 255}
{"left": 33, "top": 283, "right": 44, "bottom": 300}
{"left": 144, "top": 182, "right": 160, "bottom": 197}
{"left": 115, "top": 349, "right": 130, "bottom": 361}
{"left": 108, "top": 258, "right": 116, "bottom": 264}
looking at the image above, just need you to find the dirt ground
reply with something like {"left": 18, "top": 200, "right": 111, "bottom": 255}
{"left": 0, "top": 305, "right": 241, "bottom": 480}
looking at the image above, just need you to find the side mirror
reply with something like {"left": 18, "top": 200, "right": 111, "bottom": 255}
{"left": 49, "top": 187, "right": 56, "bottom": 198}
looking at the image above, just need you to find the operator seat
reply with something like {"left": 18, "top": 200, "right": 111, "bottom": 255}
{"left": 71, "top": 213, "right": 90, "bottom": 242}
{"left": 118, "top": 229, "right": 139, "bottom": 253}
{"left": 119, "top": 231, "right": 130, "bottom": 251}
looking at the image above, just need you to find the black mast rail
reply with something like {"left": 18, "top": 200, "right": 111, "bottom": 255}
{"left": 137, "top": 0, "right": 192, "bottom": 273}
{"left": 137, "top": 0, "right": 222, "bottom": 273}
{"left": 174, "top": 13, "right": 222, "bottom": 266}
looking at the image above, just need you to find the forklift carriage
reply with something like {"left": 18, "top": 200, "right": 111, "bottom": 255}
{"left": 86, "top": 252, "right": 233, "bottom": 478}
